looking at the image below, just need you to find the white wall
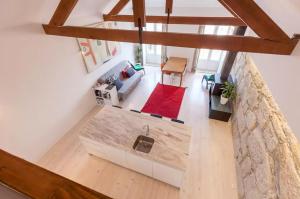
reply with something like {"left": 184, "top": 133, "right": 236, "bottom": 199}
{"left": 248, "top": 0, "right": 300, "bottom": 139}
{"left": 0, "top": 0, "right": 134, "bottom": 161}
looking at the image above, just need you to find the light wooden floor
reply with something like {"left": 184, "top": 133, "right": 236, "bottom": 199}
{"left": 38, "top": 67, "right": 238, "bottom": 199}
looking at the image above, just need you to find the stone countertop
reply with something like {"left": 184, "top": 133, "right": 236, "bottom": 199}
{"left": 79, "top": 106, "right": 192, "bottom": 171}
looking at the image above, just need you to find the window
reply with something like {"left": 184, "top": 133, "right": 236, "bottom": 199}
{"left": 204, "top": 25, "right": 233, "bottom": 36}
{"left": 145, "top": 23, "right": 162, "bottom": 55}
{"left": 217, "top": 26, "right": 230, "bottom": 35}
{"left": 199, "top": 49, "right": 210, "bottom": 60}
{"left": 196, "top": 25, "right": 235, "bottom": 72}
{"left": 199, "top": 49, "right": 222, "bottom": 61}
{"left": 145, "top": 23, "right": 154, "bottom": 31}
{"left": 198, "top": 26, "right": 234, "bottom": 62}
{"left": 144, "top": 23, "right": 162, "bottom": 65}
{"left": 204, "top": 25, "right": 216, "bottom": 34}
{"left": 210, "top": 50, "right": 222, "bottom": 61}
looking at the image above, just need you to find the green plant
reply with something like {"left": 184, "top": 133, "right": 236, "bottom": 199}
{"left": 134, "top": 44, "right": 143, "bottom": 64}
{"left": 221, "top": 82, "right": 236, "bottom": 100}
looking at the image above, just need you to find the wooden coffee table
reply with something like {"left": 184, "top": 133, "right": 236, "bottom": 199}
{"left": 161, "top": 57, "right": 188, "bottom": 87}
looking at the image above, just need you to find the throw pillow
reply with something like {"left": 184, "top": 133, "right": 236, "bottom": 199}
{"left": 121, "top": 65, "right": 130, "bottom": 78}
{"left": 121, "top": 70, "right": 128, "bottom": 78}
{"left": 114, "top": 78, "right": 123, "bottom": 91}
{"left": 126, "top": 67, "right": 136, "bottom": 77}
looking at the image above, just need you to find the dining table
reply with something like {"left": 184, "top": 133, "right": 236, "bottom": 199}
{"left": 161, "top": 57, "right": 188, "bottom": 87}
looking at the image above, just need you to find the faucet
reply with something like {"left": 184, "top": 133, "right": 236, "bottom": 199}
{"left": 142, "top": 124, "right": 150, "bottom": 137}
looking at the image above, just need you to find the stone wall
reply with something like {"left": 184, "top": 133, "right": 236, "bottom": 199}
{"left": 231, "top": 54, "right": 300, "bottom": 199}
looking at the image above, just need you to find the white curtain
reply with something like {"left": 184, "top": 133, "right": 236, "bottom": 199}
{"left": 161, "top": 24, "right": 168, "bottom": 65}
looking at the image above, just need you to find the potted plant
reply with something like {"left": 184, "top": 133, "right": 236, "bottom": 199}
{"left": 134, "top": 44, "right": 143, "bottom": 64}
{"left": 220, "top": 82, "right": 236, "bottom": 105}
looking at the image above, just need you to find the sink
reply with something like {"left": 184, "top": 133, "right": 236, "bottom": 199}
{"left": 133, "top": 135, "right": 154, "bottom": 153}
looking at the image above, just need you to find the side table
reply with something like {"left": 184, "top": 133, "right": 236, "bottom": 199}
{"left": 209, "top": 95, "right": 232, "bottom": 122}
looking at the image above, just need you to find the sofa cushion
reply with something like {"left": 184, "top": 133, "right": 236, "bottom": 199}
{"left": 114, "top": 78, "right": 123, "bottom": 91}
{"left": 97, "top": 60, "right": 130, "bottom": 83}
{"left": 126, "top": 67, "right": 136, "bottom": 77}
{"left": 96, "top": 60, "right": 143, "bottom": 101}
{"left": 121, "top": 65, "right": 130, "bottom": 79}
{"left": 118, "top": 72, "right": 143, "bottom": 100}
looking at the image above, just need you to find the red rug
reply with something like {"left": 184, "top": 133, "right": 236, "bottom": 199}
{"left": 141, "top": 83, "right": 186, "bottom": 119}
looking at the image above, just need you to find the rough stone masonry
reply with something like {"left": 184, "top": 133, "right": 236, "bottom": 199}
{"left": 231, "top": 54, "right": 300, "bottom": 199}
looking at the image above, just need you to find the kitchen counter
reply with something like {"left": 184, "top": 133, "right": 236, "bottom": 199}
{"left": 80, "top": 106, "right": 191, "bottom": 171}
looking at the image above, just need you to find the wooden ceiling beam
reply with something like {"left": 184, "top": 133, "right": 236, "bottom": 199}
{"left": 217, "top": 0, "right": 240, "bottom": 18}
{"left": 103, "top": 14, "right": 246, "bottom": 26}
{"left": 132, "top": 0, "right": 146, "bottom": 27}
{"left": 165, "top": 0, "right": 173, "bottom": 14}
{"left": 218, "top": 0, "right": 290, "bottom": 42}
{"left": 293, "top": 34, "right": 300, "bottom": 39}
{"left": 49, "top": 0, "right": 78, "bottom": 26}
{"left": 107, "top": 0, "right": 129, "bottom": 16}
{"left": 43, "top": 25, "right": 297, "bottom": 55}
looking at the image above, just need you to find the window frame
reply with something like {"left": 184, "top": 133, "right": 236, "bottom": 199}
{"left": 199, "top": 25, "right": 233, "bottom": 62}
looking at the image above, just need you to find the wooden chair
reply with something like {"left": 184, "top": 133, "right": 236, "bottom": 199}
{"left": 161, "top": 61, "right": 171, "bottom": 75}
{"left": 112, "top": 105, "right": 122, "bottom": 109}
{"left": 150, "top": 114, "right": 162, "bottom": 118}
{"left": 202, "top": 74, "right": 215, "bottom": 89}
{"left": 171, "top": 119, "right": 184, "bottom": 124}
{"left": 133, "top": 63, "right": 145, "bottom": 74}
{"left": 130, "top": 109, "right": 141, "bottom": 113}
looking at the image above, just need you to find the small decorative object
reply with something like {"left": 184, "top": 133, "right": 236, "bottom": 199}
{"left": 220, "top": 82, "right": 236, "bottom": 105}
{"left": 94, "top": 84, "right": 120, "bottom": 106}
{"left": 105, "top": 75, "right": 116, "bottom": 85}
{"left": 96, "top": 97, "right": 105, "bottom": 105}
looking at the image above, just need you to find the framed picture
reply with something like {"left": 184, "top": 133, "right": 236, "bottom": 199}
{"left": 77, "top": 22, "right": 121, "bottom": 73}
{"left": 104, "top": 22, "right": 121, "bottom": 57}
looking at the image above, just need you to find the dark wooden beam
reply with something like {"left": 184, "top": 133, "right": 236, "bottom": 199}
{"left": 43, "top": 25, "right": 298, "bottom": 55}
{"left": 107, "top": 0, "right": 129, "bottom": 16}
{"left": 0, "top": 149, "right": 111, "bottom": 199}
{"left": 103, "top": 15, "right": 246, "bottom": 26}
{"left": 220, "top": 26, "right": 247, "bottom": 81}
{"left": 132, "top": 0, "right": 146, "bottom": 27}
{"left": 165, "top": 0, "right": 173, "bottom": 14}
{"left": 49, "top": 0, "right": 78, "bottom": 26}
{"left": 293, "top": 34, "right": 300, "bottom": 39}
{"left": 217, "top": 0, "right": 240, "bottom": 18}
{"left": 218, "top": 0, "right": 290, "bottom": 42}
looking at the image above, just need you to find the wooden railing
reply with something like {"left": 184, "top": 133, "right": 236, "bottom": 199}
{"left": 0, "top": 149, "right": 112, "bottom": 199}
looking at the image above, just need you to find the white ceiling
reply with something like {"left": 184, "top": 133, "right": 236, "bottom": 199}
{"left": 68, "top": 0, "right": 222, "bottom": 18}
{"left": 70, "top": 0, "right": 110, "bottom": 17}
{"left": 145, "top": 0, "right": 221, "bottom": 8}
